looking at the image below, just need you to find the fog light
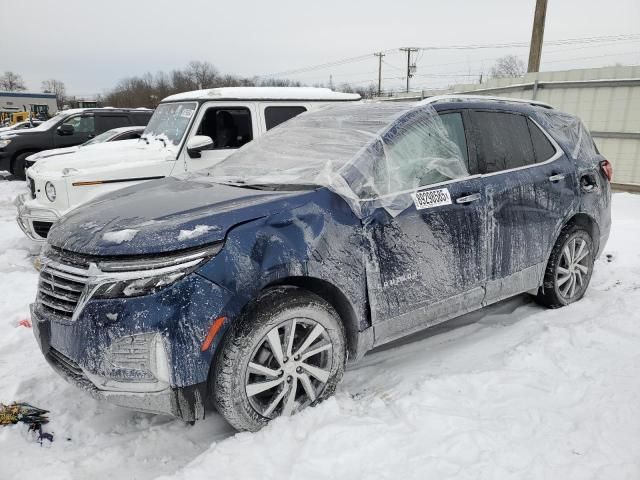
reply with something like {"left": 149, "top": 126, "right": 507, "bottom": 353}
{"left": 45, "top": 181, "right": 56, "bottom": 202}
{"left": 151, "top": 334, "right": 171, "bottom": 384}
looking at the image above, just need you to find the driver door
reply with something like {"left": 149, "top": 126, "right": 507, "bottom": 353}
{"left": 180, "top": 103, "right": 259, "bottom": 172}
{"left": 54, "top": 114, "right": 96, "bottom": 147}
{"left": 363, "top": 110, "right": 489, "bottom": 345}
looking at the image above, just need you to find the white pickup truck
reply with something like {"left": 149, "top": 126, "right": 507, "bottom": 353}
{"left": 16, "top": 87, "right": 360, "bottom": 241}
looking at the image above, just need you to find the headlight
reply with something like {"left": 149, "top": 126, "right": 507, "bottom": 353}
{"left": 92, "top": 242, "right": 222, "bottom": 299}
{"left": 0, "top": 138, "right": 11, "bottom": 148}
{"left": 45, "top": 181, "right": 56, "bottom": 202}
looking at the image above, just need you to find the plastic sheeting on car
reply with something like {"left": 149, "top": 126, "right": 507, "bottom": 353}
{"left": 201, "top": 102, "right": 469, "bottom": 218}
{"left": 532, "top": 109, "right": 599, "bottom": 163}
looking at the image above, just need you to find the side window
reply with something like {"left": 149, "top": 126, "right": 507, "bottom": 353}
{"left": 98, "top": 115, "right": 130, "bottom": 132}
{"left": 527, "top": 118, "right": 556, "bottom": 162}
{"left": 196, "top": 107, "right": 253, "bottom": 149}
{"left": 130, "top": 112, "right": 153, "bottom": 126}
{"left": 472, "top": 111, "right": 535, "bottom": 173}
{"left": 62, "top": 115, "right": 95, "bottom": 134}
{"left": 439, "top": 112, "right": 469, "bottom": 167}
{"left": 264, "top": 106, "right": 307, "bottom": 130}
{"left": 375, "top": 115, "right": 469, "bottom": 194}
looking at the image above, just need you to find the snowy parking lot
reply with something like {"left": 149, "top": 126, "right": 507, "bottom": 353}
{"left": 1, "top": 178, "right": 639, "bottom": 480}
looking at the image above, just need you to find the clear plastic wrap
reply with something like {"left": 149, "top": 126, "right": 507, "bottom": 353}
{"left": 202, "top": 102, "right": 469, "bottom": 218}
{"left": 533, "top": 110, "right": 598, "bottom": 162}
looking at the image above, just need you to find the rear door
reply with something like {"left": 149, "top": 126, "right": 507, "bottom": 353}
{"left": 469, "top": 109, "right": 578, "bottom": 303}
{"left": 364, "top": 110, "right": 489, "bottom": 344}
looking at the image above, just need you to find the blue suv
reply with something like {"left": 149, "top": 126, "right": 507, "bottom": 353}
{"left": 31, "top": 96, "right": 612, "bottom": 431}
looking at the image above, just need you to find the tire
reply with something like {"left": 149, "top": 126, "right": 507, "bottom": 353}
{"left": 12, "top": 152, "right": 33, "bottom": 180}
{"left": 212, "top": 287, "right": 346, "bottom": 432}
{"left": 535, "top": 225, "right": 594, "bottom": 308}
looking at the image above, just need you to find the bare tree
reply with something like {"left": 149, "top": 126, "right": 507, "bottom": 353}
{"left": 0, "top": 71, "right": 27, "bottom": 91}
{"left": 186, "top": 61, "right": 218, "bottom": 89}
{"left": 41, "top": 79, "right": 66, "bottom": 108}
{"left": 490, "top": 55, "right": 526, "bottom": 78}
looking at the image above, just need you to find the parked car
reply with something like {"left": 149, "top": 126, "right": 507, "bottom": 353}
{"left": 0, "top": 120, "right": 43, "bottom": 133}
{"left": 0, "top": 108, "right": 152, "bottom": 179}
{"left": 23, "top": 125, "right": 145, "bottom": 170}
{"left": 16, "top": 87, "right": 360, "bottom": 241}
{"left": 31, "top": 96, "right": 611, "bottom": 432}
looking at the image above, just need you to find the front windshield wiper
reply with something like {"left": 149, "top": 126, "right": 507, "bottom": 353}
{"left": 140, "top": 135, "right": 149, "bottom": 145}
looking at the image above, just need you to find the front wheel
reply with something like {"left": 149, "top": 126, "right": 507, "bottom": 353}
{"left": 212, "top": 288, "right": 346, "bottom": 431}
{"left": 12, "top": 152, "right": 33, "bottom": 180}
{"left": 536, "top": 225, "right": 594, "bottom": 308}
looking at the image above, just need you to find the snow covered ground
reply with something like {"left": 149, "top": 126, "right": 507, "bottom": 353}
{"left": 1, "top": 178, "right": 639, "bottom": 480}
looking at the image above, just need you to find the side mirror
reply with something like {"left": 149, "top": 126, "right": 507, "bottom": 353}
{"left": 186, "top": 135, "right": 213, "bottom": 158}
{"left": 57, "top": 124, "right": 74, "bottom": 136}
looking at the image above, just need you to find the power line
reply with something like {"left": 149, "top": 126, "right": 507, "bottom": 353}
{"left": 256, "top": 33, "right": 640, "bottom": 79}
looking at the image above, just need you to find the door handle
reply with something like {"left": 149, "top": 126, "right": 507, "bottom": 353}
{"left": 548, "top": 174, "right": 566, "bottom": 182}
{"left": 456, "top": 193, "right": 481, "bottom": 204}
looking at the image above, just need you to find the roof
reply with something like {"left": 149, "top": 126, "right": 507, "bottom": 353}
{"left": 56, "top": 107, "right": 152, "bottom": 115}
{"left": 0, "top": 91, "right": 56, "bottom": 99}
{"left": 420, "top": 94, "right": 554, "bottom": 109}
{"left": 162, "top": 87, "right": 361, "bottom": 103}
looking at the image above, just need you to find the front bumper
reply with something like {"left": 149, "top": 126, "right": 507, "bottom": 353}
{"left": 30, "top": 272, "right": 233, "bottom": 421}
{"left": 15, "top": 193, "right": 60, "bottom": 241}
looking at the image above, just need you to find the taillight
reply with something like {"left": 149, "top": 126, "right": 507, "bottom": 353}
{"left": 600, "top": 160, "right": 613, "bottom": 181}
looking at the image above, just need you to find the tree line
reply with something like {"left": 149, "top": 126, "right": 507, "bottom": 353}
{"left": 0, "top": 55, "right": 525, "bottom": 111}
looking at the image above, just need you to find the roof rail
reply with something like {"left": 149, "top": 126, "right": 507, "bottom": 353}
{"left": 419, "top": 94, "right": 554, "bottom": 109}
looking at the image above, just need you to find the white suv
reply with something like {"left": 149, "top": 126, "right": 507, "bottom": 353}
{"left": 16, "top": 87, "right": 360, "bottom": 241}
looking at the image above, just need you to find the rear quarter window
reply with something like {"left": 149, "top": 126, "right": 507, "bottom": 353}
{"left": 527, "top": 118, "right": 556, "bottom": 162}
{"left": 264, "top": 106, "right": 307, "bottom": 130}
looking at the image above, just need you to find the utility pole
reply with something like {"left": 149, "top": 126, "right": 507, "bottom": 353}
{"left": 527, "top": 0, "right": 548, "bottom": 73}
{"left": 374, "top": 52, "right": 385, "bottom": 96}
{"left": 400, "top": 48, "right": 419, "bottom": 93}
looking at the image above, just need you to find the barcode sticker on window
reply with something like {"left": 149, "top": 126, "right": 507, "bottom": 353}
{"left": 412, "top": 188, "right": 452, "bottom": 210}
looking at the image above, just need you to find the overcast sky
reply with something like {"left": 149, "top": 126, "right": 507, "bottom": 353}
{"left": 1, "top": 0, "right": 638, "bottom": 96}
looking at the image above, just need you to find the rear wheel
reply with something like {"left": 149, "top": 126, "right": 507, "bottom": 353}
{"left": 536, "top": 226, "right": 594, "bottom": 308}
{"left": 212, "top": 288, "right": 346, "bottom": 431}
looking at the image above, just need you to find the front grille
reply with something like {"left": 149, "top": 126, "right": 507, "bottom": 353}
{"left": 28, "top": 177, "right": 35, "bottom": 199}
{"left": 32, "top": 221, "right": 52, "bottom": 238}
{"left": 38, "top": 259, "right": 89, "bottom": 318}
{"left": 49, "top": 348, "right": 84, "bottom": 378}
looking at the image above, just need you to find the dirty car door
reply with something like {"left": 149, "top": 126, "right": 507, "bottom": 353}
{"left": 362, "top": 110, "right": 488, "bottom": 345}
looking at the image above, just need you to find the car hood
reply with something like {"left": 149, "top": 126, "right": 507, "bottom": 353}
{"left": 29, "top": 145, "right": 79, "bottom": 161}
{"left": 28, "top": 140, "right": 173, "bottom": 178}
{"left": 47, "top": 175, "right": 314, "bottom": 256}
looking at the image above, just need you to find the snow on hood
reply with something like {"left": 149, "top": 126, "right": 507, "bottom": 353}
{"left": 27, "top": 139, "right": 174, "bottom": 178}
{"left": 28, "top": 145, "right": 80, "bottom": 161}
{"left": 47, "top": 176, "right": 314, "bottom": 256}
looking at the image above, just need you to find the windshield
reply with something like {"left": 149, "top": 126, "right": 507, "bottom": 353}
{"left": 206, "top": 103, "right": 410, "bottom": 185}
{"left": 143, "top": 102, "right": 196, "bottom": 146}
{"left": 26, "top": 114, "right": 65, "bottom": 131}
{"left": 83, "top": 129, "right": 115, "bottom": 146}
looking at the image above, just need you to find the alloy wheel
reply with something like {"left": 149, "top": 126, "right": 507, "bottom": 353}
{"left": 556, "top": 236, "right": 590, "bottom": 300}
{"left": 245, "top": 318, "right": 333, "bottom": 419}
